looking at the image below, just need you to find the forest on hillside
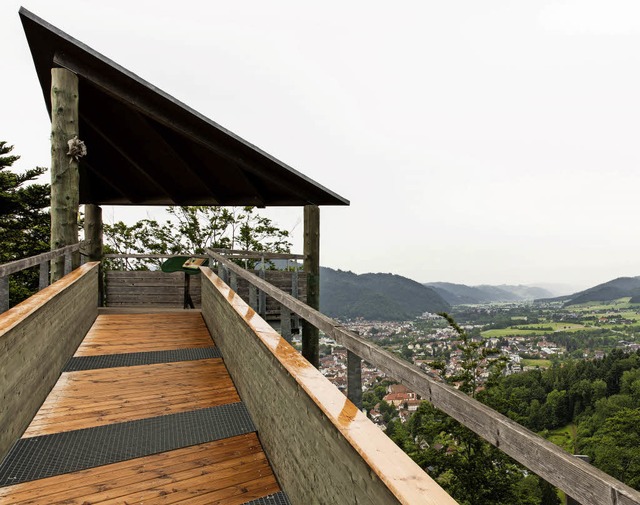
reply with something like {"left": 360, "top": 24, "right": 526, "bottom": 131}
{"left": 364, "top": 349, "right": 640, "bottom": 504}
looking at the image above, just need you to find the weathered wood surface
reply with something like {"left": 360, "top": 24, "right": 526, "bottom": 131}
{"left": 0, "top": 243, "right": 82, "bottom": 278}
{"left": 50, "top": 68, "right": 80, "bottom": 282}
{"left": 302, "top": 205, "right": 320, "bottom": 367}
{"left": 76, "top": 312, "right": 214, "bottom": 356}
{"left": 24, "top": 359, "right": 237, "bottom": 436}
{"left": 83, "top": 205, "right": 103, "bottom": 261}
{"left": 105, "top": 271, "right": 201, "bottom": 307}
{"left": 201, "top": 268, "right": 457, "bottom": 505}
{"left": 208, "top": 248, "right": 305, "bottom": 260}
{"left": 0, "top": 263, "right": 99, "bottom": 460}
{"left": 0, "top": 433, "right": 279, "bottom": 505}
{"left": 206, "top": 253, "right": 640, "bottom": 505}
{"left": 2, "top": 311, "right": 282, "bottom": 504}
{"left": 104, "top": 270, "right": 306, "bottom": 319}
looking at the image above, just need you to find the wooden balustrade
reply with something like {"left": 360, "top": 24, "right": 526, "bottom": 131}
{"left": 0, "top": 243, "right": 84, "bottom": 312}
{"left": 206, "top": 248, "right": 640, "bottom": 505}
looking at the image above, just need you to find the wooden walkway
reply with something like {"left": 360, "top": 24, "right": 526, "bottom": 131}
{"left": 0, "top": 312, "right": 285, "bottom": 504}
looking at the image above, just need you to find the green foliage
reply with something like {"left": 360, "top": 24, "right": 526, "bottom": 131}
{"left": 0, "top": 142, "right": 50, "bottom": 305}
{"left": 104, "top": 206, "right": 291, "bottom": 270}
{"left": 581, "top": 408, "right": 640, "bottom": 488}
{"left": 319, "top": 267, "right": 450, "bottom": 321}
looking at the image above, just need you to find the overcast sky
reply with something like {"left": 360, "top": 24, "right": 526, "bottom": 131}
{"left": 3, "top": 1, "right": 640, "bottom": 292}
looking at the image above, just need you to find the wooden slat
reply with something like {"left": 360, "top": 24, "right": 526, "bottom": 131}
{"left": 75, "top": 312, "right": 212, "bottom": 356}
{"left": 0, "top": 433, "right": 280, "bottom": 505}
{"left": 23, "top": 359, "right": 238, "bottom": 436}
{"left": 4, "top": 310, "right": 282, "bottom": 504}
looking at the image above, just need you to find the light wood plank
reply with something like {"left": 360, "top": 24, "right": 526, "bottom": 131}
{"left": 0, "top": 433, "right": 280, "bottom": 505}
{"left": 23, "top": 359, "right": 238, "bottom": 437}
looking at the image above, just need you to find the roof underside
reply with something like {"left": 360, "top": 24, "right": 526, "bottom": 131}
{"left": 20, "top": 8, "right": 349, "bottom": 207}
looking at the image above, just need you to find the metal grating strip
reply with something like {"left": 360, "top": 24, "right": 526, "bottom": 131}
{"left": 243, "top": 492, "right": 292, "bottom": 505}
{"left": 63, "top": 347, "right": 222, "bottom": 371}
{"left": 0, "top": 402, "right": 254, "bottom": 487}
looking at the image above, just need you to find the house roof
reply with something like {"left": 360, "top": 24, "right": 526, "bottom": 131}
{"left": 19, "top": 8, "right": 349, "bottom": 207}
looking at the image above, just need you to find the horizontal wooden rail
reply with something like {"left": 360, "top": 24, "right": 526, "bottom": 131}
{"left": 0, "top": 243, "right": 83, "bottom": 278}
{"left": 103, "top": 253, "right": 208, "bottom": 259}
{"left": 207, "top": 249, "right": 640, "bottom": 505}
{"left": 0, "top": 243, "right": 85, "bottom": 312}
{"left": 209, "top": 248, "right": 304, "bottom": 261}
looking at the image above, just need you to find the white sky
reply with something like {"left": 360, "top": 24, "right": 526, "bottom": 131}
{"left": 2, "top": 0, "right": 640, "bottom": 291}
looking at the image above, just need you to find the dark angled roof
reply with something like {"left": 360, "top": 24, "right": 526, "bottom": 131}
{"left": 19, "top": 8, "right": 349, "bottom": 207}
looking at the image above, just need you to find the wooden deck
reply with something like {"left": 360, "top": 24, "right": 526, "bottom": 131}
{"left": 0, "top": 311, "right": 283, "bottom": 504}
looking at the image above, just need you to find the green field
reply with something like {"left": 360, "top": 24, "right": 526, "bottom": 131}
{"left": 481, "top": 321, "right": 586, "bottom": 338}
{"left": 569, "top": 297, "right": 639, "bottom": 311}
{"left": 481, "top": 328, "right": 543, "bottom": 338}
{"left": 513, "top": 322, "right": 586, "bottom": 331}
{"left": 544, "top": 424, "right": 576, "bottom": 453}
{"left": 521, "top": 358, "right": 552, "bottom": 368}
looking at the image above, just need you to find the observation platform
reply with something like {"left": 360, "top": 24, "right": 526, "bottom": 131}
{"left": 0, "top": 311, "right": 286, "bottom": 504}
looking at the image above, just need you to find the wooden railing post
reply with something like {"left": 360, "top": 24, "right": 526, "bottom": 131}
{"left": 303, "top": 205, "right": 320, "bottom": 368}
{"left": 258, "top": 266, "right": 266, "bottom": 319}
{"left": 249, "top": 284, "right": 258, "bottom": 311}
{"left": 230, "top": 271, "right": 238, "bottom": 292}
{"left": 0, "top": 276, "right": 8, "bottom": 312}
{"left": 64, "top": 253, "right": 72, "bottom": 275}
{"left": 280, "top": 305, "right": 292, "bottom": 343}
{"left": 291, "top": 268, "right": 300, "bottom": 333}
{"left": 39, "top": 262, "right": 49, "bottom": 290}
{"left": 347, "top": 350, "right": 363, "bottom": 409}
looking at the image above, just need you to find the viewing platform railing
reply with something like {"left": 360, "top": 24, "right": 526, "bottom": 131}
{"left": 207, "top": 248, "right": 640, "bottom": 505}
{"left": 0, "top": 242, "right": 85, "bottom": 312}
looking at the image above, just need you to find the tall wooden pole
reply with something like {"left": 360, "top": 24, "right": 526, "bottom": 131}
{"left": 50, "top": 68, "right": 80, "bottom": 282}
{"left": 302, "top": 205, "right": 320, "bottom": 368}
{"left": 84, "top": 204, "right": 103, "bottom": 304}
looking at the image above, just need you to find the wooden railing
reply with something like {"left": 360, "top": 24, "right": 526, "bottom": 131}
{"left": 0, "top": 243, "right": 84, "bottom": 312}
{"left": 102, "top": 252, "right": 305, "bottom": 315}
{"left": 206, "top": 249, "right": 640, "bottom": 505}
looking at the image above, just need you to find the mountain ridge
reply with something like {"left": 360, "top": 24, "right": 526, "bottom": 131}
{"left": 320, "top": 267, "right": 450, "bottom": 320}
{"left": 425, "top": 282, "right": 553, "bottom": 305}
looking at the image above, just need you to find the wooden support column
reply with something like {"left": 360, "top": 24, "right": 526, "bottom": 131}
{"left": 50, "top": 68, "right": 80, "bottom": 282}
{"left": 302, "top": 205, "right": 320, "bottom": 368}
{"left": 84, "top": 204, "right": 103, "bottom": 262}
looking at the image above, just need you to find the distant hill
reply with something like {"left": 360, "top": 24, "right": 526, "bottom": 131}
{"left": 551, "top": 276, "right": 640, "bottom": 306}
{"left": 425, "top": 282, "right": 553, "bottom": 305}
{"left": 320, "top": 267, "right": 450, "bottom": 320}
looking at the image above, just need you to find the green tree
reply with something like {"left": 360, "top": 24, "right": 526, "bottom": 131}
{"left": 0, "top": 142, "right": 50, "bottom": 305}
{"left": 582, "top": 408, "right": 640, "bottom": 489}
{"left": 104, "top": 206, "right": 292, "bottom": 270}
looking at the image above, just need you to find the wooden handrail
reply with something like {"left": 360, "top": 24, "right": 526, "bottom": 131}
{"left": 0, "top": 243, "right": 83, "bottom": 278}
{"left": 206, "top": 249, "right": 640, "bottom": 505}
{"left": 208, "top": 248, "right": 304, "bottom": 261}
{"left": 103, "top": 253, "right": 208, "bottom": 259}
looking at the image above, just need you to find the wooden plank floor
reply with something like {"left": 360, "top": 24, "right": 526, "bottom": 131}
{"left": 0, "top": 311, "right": 282, "bottom": 505}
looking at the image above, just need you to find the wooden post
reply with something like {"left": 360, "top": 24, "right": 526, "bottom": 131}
{"left": 0, "top": 276, "right": 8, "bottom": 312}
{"left": 302, "top": 205, "right": 320, "bottom": 368}
{"left": 280, "top": 305, "right": 292, "bottom": 343}
{"left": 84, "top": 205, "right": 103, "bottom": 261}
{"left": 249, "top": 284, "right": 258, "bottom": 311}
{"left": 39, "top": 262, "right": 49, "bottom": 290}
{"left": 258, "top": 268, "right": 266, "bottom": 319}
{"left": 347, "top": 350, "right": 363, "bottom": 408}
{"left": 84, "top": 204, "right": 103, "bottom": 304}
{"left": 50, "top": 68, "right": 80, "bottom": 282}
